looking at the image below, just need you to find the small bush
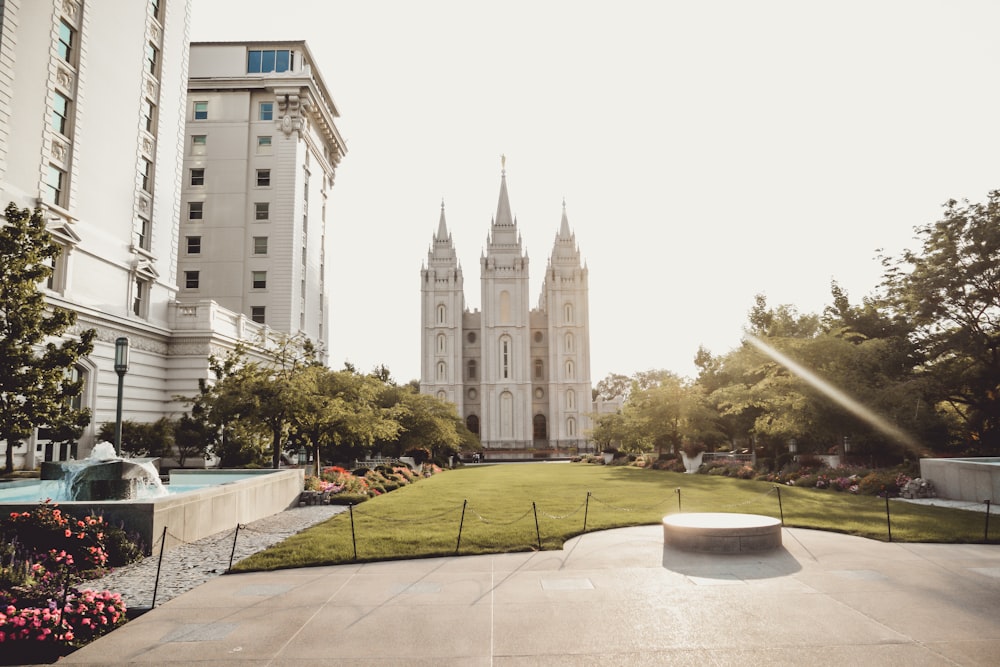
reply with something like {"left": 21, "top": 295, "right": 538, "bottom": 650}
{"left": 858, "top": 470, "right": 905, "bottom": 497}
{"left": 404, "top": 447, "right": 432, "bottom": 465}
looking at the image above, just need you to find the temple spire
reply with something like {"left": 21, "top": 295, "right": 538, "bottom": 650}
{"left": 558, "top": 199, "right": 571, "bottom": 239}
{"left": 435, "top": 199, "right": 449, "bottom": 241}
{"left": 495, "top": 162, "right": 514, "bottom": 226}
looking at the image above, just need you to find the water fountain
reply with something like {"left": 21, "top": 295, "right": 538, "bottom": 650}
{"left": 38, "top": 441, "right": 168, "bottom": 501}
{"left": 0, "top": 443, "right": 304, "bottom": 554}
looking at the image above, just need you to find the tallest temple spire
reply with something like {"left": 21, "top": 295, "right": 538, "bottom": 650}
{"left": 494, "top": 154, "right": 514, "bottom": 227}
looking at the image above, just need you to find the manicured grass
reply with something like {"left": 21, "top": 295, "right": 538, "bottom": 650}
{"left": 232, "top": 463, "right": 995, "bottom": 572}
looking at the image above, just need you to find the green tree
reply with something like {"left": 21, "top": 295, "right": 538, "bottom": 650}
{"left": 589, "top": 410, "right": 629, "bottom": 452}
{"left": 594, "top": 372, "right": 632, "bottom": 401}
{"left": 382, "top": 388, "right": 472, "bottom": 462}
{"left": 882, "top": 191, "right": 1000, "bottom": 453}
{"left": 174, "top": 413, "right": 213, "bottom": 468}
{"left": 628, "top": 371, "right": 723, "bottom": 457}
{"left": 97, "top": 418, "right": 174, "bottom": 458}
{"left": 290, "top": 366, "right": 401, "bottom": 467}
{"left": 0, "top": 204, "right": 95, "bottom": 472}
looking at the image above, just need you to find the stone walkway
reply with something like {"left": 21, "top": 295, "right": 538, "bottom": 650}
{"left": 84, "top": 504, "right": 348, "bottom": 609}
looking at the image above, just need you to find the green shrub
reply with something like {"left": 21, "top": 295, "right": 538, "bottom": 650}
{"left": 404, "top": 447, "right": 432, "bottom": 465}
{"left": 857, "top": 470, "right": 904, "bottom": 497}
{"left": 327, "top": 493, "right": 368, "bottom": 505}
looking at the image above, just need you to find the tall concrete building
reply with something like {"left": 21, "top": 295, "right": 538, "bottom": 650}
{"left": 420, "top": 167, "right": 593, "bottom": 459}
{"left": 0, "top": 3, "right": 345, "bottom": 469}
{"left": 179, "top": 42, "right": 346, "bottom": 358}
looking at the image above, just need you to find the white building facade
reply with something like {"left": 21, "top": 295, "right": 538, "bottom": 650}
{"left": 420, "top": 169, "right": 593, "bottom": 459}
{"left": 0, "top": 2, "right": 344, "bottom": 469}
{"left": 180, "top": 42, "right": 346, "bottom": 358}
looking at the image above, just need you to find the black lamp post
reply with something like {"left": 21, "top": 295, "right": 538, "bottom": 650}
{"left": 113, "top": 337, "right": 130, "bottom": 457}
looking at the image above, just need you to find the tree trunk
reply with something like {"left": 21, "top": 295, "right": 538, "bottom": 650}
{"left": 272, "top": 426, "right": 282, "bottom": 469}
{"left": 4, "top": 434, "right": 12, "bottom": 473}
{"left": 3, "top": 431, "right": 21, "bottom": 473}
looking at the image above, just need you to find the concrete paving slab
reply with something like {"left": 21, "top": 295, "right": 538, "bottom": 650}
{"left": 59, "top": 525, "right": 1000, "bottom": 666}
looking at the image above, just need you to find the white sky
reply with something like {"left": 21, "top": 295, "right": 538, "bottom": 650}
{"left": 190, "top": 0, "right": 1000, "bottom": 385}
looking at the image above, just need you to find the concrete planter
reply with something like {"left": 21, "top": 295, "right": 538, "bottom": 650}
{"left": 681, "top": 451, "right": 704, "bottom": 473}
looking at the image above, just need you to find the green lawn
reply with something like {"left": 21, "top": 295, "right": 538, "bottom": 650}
{"left": 233, "top": 463, "right": 995, "bottom": 572}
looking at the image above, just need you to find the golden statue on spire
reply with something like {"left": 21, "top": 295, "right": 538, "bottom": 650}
{"left": 501, "top": 153, "right": 506, "bottom": 173}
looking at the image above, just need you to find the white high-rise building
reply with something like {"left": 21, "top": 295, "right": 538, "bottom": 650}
{"left": 180, "top": 41, "right": 346, "bottom": 357}
{"left": 420, "top": 167, "right": 593, "bottom": 459}
{"left": 0, "top": 2, "right": 345, "bottom": 469}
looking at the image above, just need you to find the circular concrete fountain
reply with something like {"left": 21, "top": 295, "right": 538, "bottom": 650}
{"left": 662, "top": 513, "right": 782, "bottom": 553}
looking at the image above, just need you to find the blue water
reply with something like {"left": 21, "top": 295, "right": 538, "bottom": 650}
{"left": 0, "top": 472, "right": 267, "bottom": 503}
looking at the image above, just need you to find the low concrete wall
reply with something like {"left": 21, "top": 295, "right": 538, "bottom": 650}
{"left": 920, "top": 458, "right": 1000, "bottom": 504}
{"left": 152, "top": 469, "right": 304, "bottom": 551}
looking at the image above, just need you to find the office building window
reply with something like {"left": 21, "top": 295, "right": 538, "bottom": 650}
{"left": 247, "top": 49, "right": 293, "bottom": 73}
{"left": 44, "top": 244, "right": 67, "bottom": 293}
{"left": 193, "top": 101, "right": 208, "bottom": 120}
{"left": 192, "top": 134, "right": 206, "bottom": 147}
{"left": 253, "top": 236, "right": 268, "bottom": 254}
{"left": 188, "top": 201, "right": 203, "bottom": 220}
{"left": 534, "top": 359, "right": 543, "bottom": 380}
{"left": 190, "top": 168, "right": 204, "bottom": 186}
{"left": 57, "top": 20, "right": 74, "bottom": 63}
{"left": 133, "top": 278, "right": 148, "bottom": 316}
{"left": 184, "top": 271, "right": 199, "bottom": 289}
{"left": 143, "top": 98, "right": 156, "bottom": 133}
{"left": 251, "top": 306, "right": 265, "bottom": 324}
{"left": 254, "top": 202, "right": 269, "bottom": 220}
{"left": 43, "top": 165, "right": 65, "bottom": 206}
{"left": 151, "top": 0, "right": 162, "bottom": 20}
{"left": 251, "top": 271, "right": 267, "bottom": 289}
{"left": 145, "top": 42, "right": 158, "bottom": 75}
{"left": 468, "top": 359, "right": 477, "bottom": 380}
{"left": 141, "top": 159, "right": 152, "bottom": 193}
{"left": 186, "top": 236, "right": 201, "bottom": 254}
{"left": 259, "top": 102, "right": 273, "bottom": 121}
{"left": 257, "top": 136, "right": 272, "bottom": 153}
{"left": 137, "top": 217, "right": 151, "bottom": 250}
{"left": 52, "top": 92, "right": 70, "bottom": 135}
{"left": 256, "top": 169, "right": 270, "bottom": 187}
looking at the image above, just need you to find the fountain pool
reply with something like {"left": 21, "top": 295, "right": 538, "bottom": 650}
{"left": 0, "top": 467, "right": 304, "bottom": 554}
{"left": 920, "top": 457, "right": 1000, "bottom": 504}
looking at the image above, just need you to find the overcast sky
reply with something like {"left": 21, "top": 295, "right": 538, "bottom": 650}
{"left": 190, "top": 0, "right": 1000, "bottom": 385}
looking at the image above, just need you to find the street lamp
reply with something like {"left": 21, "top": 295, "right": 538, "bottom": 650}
{"left": 113, "top": 337, "right": 130, "bottom": 457}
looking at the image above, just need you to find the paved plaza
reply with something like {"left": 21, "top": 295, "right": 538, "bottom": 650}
{"left": 59, "top": 523, "right": 1000, "bottom": 666}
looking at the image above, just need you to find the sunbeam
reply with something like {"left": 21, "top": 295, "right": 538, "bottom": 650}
{"left": 744, "top": 334, "right": 923, "bottom": 454}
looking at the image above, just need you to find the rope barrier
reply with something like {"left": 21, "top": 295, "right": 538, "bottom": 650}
{"left": 537, "top": 500, "right": 587, "bottom": 520}
{"left": 353, "top": 504, "right": 461, "bottom": 524}
{"left": 716, "top": 485, "right": 777, "bottom": 509}
{"left": 467, "top": 505, "right": 534, "bottom": 526}
{"left": 589, "top": 493, "right": 674, "bottom": 512}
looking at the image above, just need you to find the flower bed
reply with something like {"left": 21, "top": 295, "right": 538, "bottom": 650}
{"left": 0, "top": 503, "right": 140, "bottom": 661}
{"left": 303, "top": 462, "right": 442, "bottom": 505}
{"left": 576, "top": 456, "right": 920, "bottom": 498}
